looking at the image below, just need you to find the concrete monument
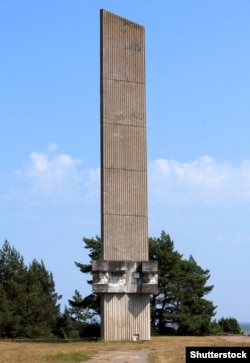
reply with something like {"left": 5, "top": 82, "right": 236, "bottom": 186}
{"left": 92, "top": 9, "right": 158, "bottom": 341}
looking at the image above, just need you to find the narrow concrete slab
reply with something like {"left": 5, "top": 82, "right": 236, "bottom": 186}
{"left": 85, "top": 349, "right": 152, "bottom": 362}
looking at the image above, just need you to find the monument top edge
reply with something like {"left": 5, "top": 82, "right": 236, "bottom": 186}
{"left": 100, "top": 9, "right": 144, "bottom": 30}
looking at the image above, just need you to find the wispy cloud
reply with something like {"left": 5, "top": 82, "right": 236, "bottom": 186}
{"left": 149, "top": 156, "right": 250, "bottom": 205}
{"left": 7, "top": 150, "right": 250, "bottom": 207}
{"left": 14, "top": 144, "right": 100, "bottom": 203}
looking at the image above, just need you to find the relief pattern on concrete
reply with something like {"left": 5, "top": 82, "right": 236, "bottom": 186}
{"left": 92, "top": 260, "right": 158, "bottom": 294}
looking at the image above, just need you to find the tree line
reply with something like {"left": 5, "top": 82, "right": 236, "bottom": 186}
{"left": 0, "top": 240, "right": 61, "bottom": 338}
{"left": 0, "top": 232, "right": 242, "bottom": 338}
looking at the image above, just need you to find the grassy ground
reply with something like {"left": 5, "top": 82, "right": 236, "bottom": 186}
{"left": 147, "top": 336, "right": 250, "bottom": 363}
{"left": 0, "top": 336, "right": 249, "bottom": 363}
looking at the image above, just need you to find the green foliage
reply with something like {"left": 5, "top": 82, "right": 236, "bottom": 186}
{"left": 76, "top": 231, "right": 216, "bottom": 336}
{"left": 68, "top": 289, "right": 88, "bottom": 324}
{"left": 209, "top": 319, "right": 224, "bottom": 334}
{"left": 150, "top": 231, "right": 216, "bottom": 335}
{"left": 69, "top": 236, "right": 101, "bottom": 335}
{"left": 218, "top": 317, "right": 242, "bottom": 334}
{"left": 24, "top": 259, "right": 62, "bottom": 337}
{"left": 0, "top": 240, "right": 62, "bottom": 338}
{"left": 75, "top": 236, "right": 101, "bottom": 284}
{"left": 57, "top": 289, "right": 100, "bottom": 339}
{"left": 55, "top": 307, "right": 76, "bottom": 339}
{"left": 67, "top": 289, "right": 100, "bottom": 337}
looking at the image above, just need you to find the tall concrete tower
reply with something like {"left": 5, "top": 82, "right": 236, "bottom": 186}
{"left": 92, "top": 10, "right": 157, "bottom": 341}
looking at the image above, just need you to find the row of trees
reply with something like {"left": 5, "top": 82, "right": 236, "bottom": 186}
{"left": 0, "top": 233, "right": 242, "bottom": 338}
{"left": 0, "top": 240, "right": 62, "bottom": 338}
{"left": 0, "top": 240, "right": 99, "bottom": 339}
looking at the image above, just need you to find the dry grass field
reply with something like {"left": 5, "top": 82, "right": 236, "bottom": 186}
{"left": 147, "top": 335, "right": 250, "bottom": 363}
{"left": 0, "top": 335, "right": 249, "bottom": 363}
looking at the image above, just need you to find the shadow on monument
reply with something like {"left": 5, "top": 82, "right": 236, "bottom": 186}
{"left": 128, "top": 294, "right": 149, "bottom": 318}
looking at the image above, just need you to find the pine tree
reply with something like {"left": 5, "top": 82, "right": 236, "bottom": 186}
{"left": 74, "top": 236, "right": 101, "bottom": 317}
{"left": 75, "top": 236, "right": 101, "bottom": 284}
{"left": 149, "top": 231, "right": 216, "bottom": 335}
{"left": 68, "top": 289, "right": 92, "bottom": 325}
{"left": 218, "top": 317, "right": 241, "bottom": 334}
{"left": 0, "top": 240, "right": 28, "bottom": 337}
{"left": 76, "top": 231, "right": 216, "bottom": 336}
{"left": 25, "top": 259, "right": 62, "bottom": 337}
{"left": 0, "top": 240, "right": 62, "bottom": 338}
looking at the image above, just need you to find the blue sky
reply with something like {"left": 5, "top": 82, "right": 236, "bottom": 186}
{"left": 1, "top": 1, "right": 250, "bottom": 322}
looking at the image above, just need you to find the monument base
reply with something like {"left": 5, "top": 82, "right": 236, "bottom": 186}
{"left": 101, "top": 293, "right": 150, "bottom": 341}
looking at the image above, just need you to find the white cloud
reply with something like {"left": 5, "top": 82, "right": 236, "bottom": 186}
{"left": 148, "top": 156, "right": 250, "bottom": 205}
{"left": 47, "top": 142, "right": 58, "bottom": 153}
{"left": 16, "top": 150, "right": 82, "bottom": 198}
{"left": 12, "top": 151, "right": 250, "bottom": 207}
{"left": 14, "top": 147, "right": 98, "bottom": 202}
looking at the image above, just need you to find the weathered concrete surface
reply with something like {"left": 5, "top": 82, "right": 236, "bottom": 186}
{"left": 100, "top": 9, "right": 148, "bottom": 262}
{"left": 92, "top": 260, "right": 158, "bottom": 294}
{"left": 99, "top": 9, "right": 151, "bottom": 341}
{"left": 97, "top": 9, "right": 158, "bottom": 341}
{"left": 84, "top": 348, "right": 152, "bottom": 363}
